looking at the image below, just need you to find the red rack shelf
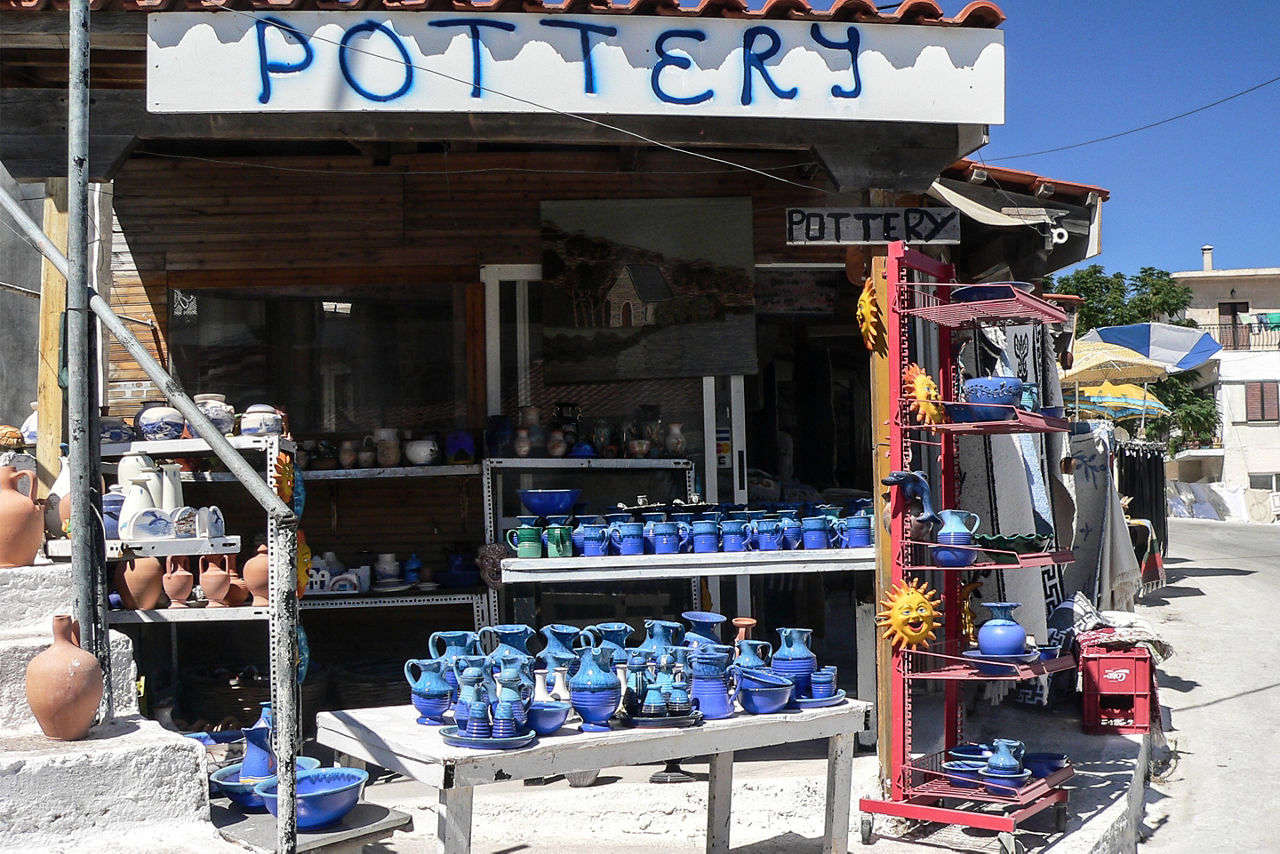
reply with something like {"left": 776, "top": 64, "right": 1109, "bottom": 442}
{"left": 901, "top": 648, "right": 1077, "bottom": 682}
{"left": 903, "top": 542, "right": 1074, "bottom": 571}
{"left": 925, "top": 407, "right": 1070, "bottom": 435}
{"left": 901, "top": 287, "right": 1068, "bottom": 327}
{"left": 899, "top": 750, "right": 1076, "bottom": 806}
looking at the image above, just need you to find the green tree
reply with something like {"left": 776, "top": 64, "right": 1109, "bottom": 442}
{"left": 1046, "top": 265, "right": 1215, "bottom": 450}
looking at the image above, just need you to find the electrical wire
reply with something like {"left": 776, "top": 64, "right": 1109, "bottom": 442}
{"left": 987, "top": 70, "right": 1280, "bottom": 162}
{"left": 209, "top": 7, "right": 834, "bottom": 194}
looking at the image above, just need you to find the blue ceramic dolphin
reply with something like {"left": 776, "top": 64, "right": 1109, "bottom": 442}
{"left": 881, "top": 471, "right": 942, "bottom": 531}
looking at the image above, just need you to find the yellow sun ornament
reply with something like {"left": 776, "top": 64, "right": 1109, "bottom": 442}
{"left": 274, "top": 453, "right": 295, "bottom": 506}
{"left": 857, "top": 275, "right": 887, "bottom": 357}
{"left": 876, "top": 578, "right": 942, "bottom": 649}
{"left": 903, "top": 363, "right": 945, "bottom": 427}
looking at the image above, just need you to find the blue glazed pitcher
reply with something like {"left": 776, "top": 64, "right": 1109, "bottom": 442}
{"left": 586, "top": 621, "right": 634, "bottom": 665}
{"left": 240, "top": 702, "right": 276, "bottom": 784}
{"left": 977, "top": 602, "right": 1026, "bottom": 656}
{"left": 639, "top": 619, "right": 685, "bottom": 653}
{"left": 567, "top": 641, "right": 622, "bottom": 732}
{"left": 988, "top": 738, "right": 1025, "bottom": 773}
{"left": 938, "top": 509, "right": 981, "bottom": 538}
{"left": 735, "top": 638, "right": 772, "bottom": 670}
{"left": 479, "top": 624, "right": 535, "bottom": 660}
{"left": 773, "top": 627, "right": 818, "bottom": 699}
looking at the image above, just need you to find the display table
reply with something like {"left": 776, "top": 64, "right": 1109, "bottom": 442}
{"left": 316, "top": 700, "right": 872, "bottom": 854}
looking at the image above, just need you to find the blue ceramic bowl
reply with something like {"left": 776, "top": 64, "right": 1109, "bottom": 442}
{"left": 930, "top": 545, "right": 977, "bottom": 567}
{"left": 738, "top": 684, "right": 792, "bottom": 714}
{"left": 735, "top": 667, "right": 794, "bottom": 690}
{"left": 964, "top": 377, "right": 1023, "bottom": 406}
{"left": 947, "top": 744, "right": 992, "bottom": 762}
{"left": 411, "top": 691, "right": 453, "bottom": 724}
{"left": 517, "top": 489, "right": 582, "bottom": 518}
{"left": 256, "top": 767, "right": 369, "bottom": 829}
{"left": 526, "top": 701, "right": 572, "bottom": 735}
{"left": 941, "top": 760, "right": 986, "bottom": 788}
{"left": 979, "top": 768, "right": 1032, "bottom": 795}
{"left": 1023, "top": 751, "right": 1069, "bottom": 778}
{"left": 212, "top": 758, "right": 322, "bottom": 811}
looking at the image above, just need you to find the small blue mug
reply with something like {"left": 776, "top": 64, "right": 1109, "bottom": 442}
{"left": 611, "top": 522, "right": 645, "bottom": 556}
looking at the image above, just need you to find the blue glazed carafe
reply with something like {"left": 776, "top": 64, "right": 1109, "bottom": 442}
{"left": 404, "top": 658, "right": 454, "bottom": 725}
{"left": 773, "top": 627, "right": 818, "bottom": 699}
{"left": 735, "top": 638, "right": 772, "bottom": 670}
{"left": 988, "top": 738, "right": 1025, "bottom": 773}
{"left": 429, "top": 629, "right": 481, "bottom": 697}
{"left": 567, "top": 641, "right": 622, "bottom": 731}
{"left": 479, "top": 624, "right": 535, "bottom": 660}
{"left": 539, "top": 624, "right": 580, "bottom": 671}
{"left": 452, "top": 655, "right": 497, "bottom": 725}
{"left": 938, "top": 509, "right": 980, "bottom": 539}
{"left": 688, "top": 650, "right": 739, "bottom": 719}
{"left": 977, "top": 602, "right": 1026, "bottom": 656}
{"left": 639, "top": 619, "right": 685, "bottom": 653}
{"left": 240, "top": 702, "right": 276, "bottom": 783}
{"left": 586, "top": 621, "right": 634, "bottom": 666}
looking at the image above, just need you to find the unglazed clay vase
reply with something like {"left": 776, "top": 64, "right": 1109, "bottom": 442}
{"left": 163, "top": 556, "right": 194, "bottom": 608}
{"left": 225, "top": 561, "right": 250, "bottom": 607}
{"left": 116, "top": 556, "right": 166, "bottom": 610}
{"left": 199, "top": 554, "right": 232, "bottom": 608}
{"left": 243, "top": 544, "right": 270, "bottom": 606}
{"left": 0, "top": 465, "right": 43, "bottom": 568}
{"left": 25, "top": 615, "right": 103, "bottom": 740}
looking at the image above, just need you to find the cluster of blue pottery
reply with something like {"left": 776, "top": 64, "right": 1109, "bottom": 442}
{"left": 208, "top": 701, "right": 366, "bottom": 827}
{"left": 507, "top": 501, "right": 875, "bottom": 560}
{"left": 407, "top": 614, "right": 845, "bottom": 745}
{"left": 941, "top": 739, "right": 1068, "bottom": 794}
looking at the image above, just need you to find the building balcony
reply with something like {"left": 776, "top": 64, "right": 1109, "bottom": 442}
{"left": 1203, "top": 321, "right": 1280, "bottom": 351}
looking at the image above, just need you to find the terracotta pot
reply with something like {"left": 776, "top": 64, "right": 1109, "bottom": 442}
{"left": 243, "top": 544, "right": 270, "bottom": 606}
{"left": 199, "top": 554, "right": 232, "bottom": 608}
{"left": 732, "top": 616, "right": 757, "bottom": 643}
{"left": 224, "top": 561, "right": 250, "bottom": 607}
{"left": 0, "top": 465, "right": 44, "bottom": 568}
{"left": 162, "top": 555, "right": 194, "bottom": 609}
{"left": 25, "top": 615, "right": 103, "bottom": 740}
{"left": 116, "top": 557, "right": 166, "bottom": 610}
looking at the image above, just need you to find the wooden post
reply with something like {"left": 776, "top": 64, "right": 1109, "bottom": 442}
{"left": 36, "top": 178, "right": 68, "bottom": 498}
{"left": 866, "top": 250, "right": 894, "bottom": 784}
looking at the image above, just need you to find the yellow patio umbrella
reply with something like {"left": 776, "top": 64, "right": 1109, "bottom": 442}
{"left": 1060, "top": 340, "right": 1169, "bottom": 384}
{"left": 1073, "top": 380, "right": 1170, "bottom": 420}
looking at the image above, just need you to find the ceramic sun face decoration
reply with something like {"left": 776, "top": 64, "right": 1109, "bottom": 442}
{"left": 903, "top": 364, "right": 945, "bottom": 426}
{"left": 876, "top": 578, "right": 942, "bottom": 649}
{"left": 857, "top": 276, "right": 887, "bottom": 357}
{"left": 274, "top": 453, "right": 295, "bottom": 506}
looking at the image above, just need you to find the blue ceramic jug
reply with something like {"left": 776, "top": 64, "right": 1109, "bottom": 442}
{"left": 688, "top": 650, "right": 739, "bottom": 719}
{"left": 977, "top": 602, "right": 1026, "bottom": 656}
{"left": 735, "top": 638, "right": 772, "bottom": 670}
{"left": 938, "top": 509, "right": 980, "bottom": 538}
{"left": 452, "top": 655, "right": 497, "bottom": 724}
{"left": 988, "top": 738, "right": 1025, "bottom": 773}
{"left": 539, "top": 624, "right": 580, "bottom": 671}
{"left": 639, "top": 619, "right": 685, "bottom": 653}
{"left": 429, "top": 629, "right": 480, "bottom": 696}
{"left": 404, "top": 658, "right": 452, "bottom": 698}
{"left": 567, "top": 641, "right": 622, "bottom": 731}
{"left": 240, "top": 702, "right": 275, "bottom": 784}
{"left": 585, "top": 621, "right": 634, "bottom": 665}
{"left": 479, "top": 624, "right": 535, "bottom": 660}
{"left": 773, "top": 627, "right": 818, "bottom": 699}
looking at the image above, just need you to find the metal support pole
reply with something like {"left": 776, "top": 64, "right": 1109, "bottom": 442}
{"left": 66, "top": 0, "right": 104, "bottom": 674}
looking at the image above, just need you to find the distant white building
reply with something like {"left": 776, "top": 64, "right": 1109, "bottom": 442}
{"left": 1168, "top": 245, "right": 1280, "bottom": 492}
{"left": 606, "top": 264, "right": 672, "bottom": 328}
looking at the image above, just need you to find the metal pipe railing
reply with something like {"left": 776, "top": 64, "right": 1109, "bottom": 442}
{"left": 0, "top": 178, "right": 301, "bottom": 852}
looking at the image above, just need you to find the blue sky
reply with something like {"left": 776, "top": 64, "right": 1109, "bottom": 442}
{"left": 970, "top": 1, "right": 1280, "bottom": 277}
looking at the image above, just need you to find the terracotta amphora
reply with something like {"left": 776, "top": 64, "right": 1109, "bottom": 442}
{"left": 162, "top": 555, "right": 195, "bottom": 608}
{"left": 115, "top": 557, "right": 166, "bottom": 610}
{"left": 224, "top": 560, "right": 250, "bottom": 607}
{"left": 199, "top": 554, "right": 232, "bottom": 608}
{"left": 0, "top": 466, "right": 44, "bottom": 568}
{"left": 243, "top": 544, "right": 270, "bottom": 606}
{"left": 25, "top": 615, "right": 103, "bottom": 740}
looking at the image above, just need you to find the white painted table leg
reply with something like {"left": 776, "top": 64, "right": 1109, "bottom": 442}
{"left": 707, "top": 751, "right": 734, "bottom": 854}
{"left": 436, "top": 784, "right": 474, "bottom": 854}
{"left": 824, "top": 732, "right": 855, "bottom": 854}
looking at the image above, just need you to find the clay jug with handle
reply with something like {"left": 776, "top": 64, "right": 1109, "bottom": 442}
{"left": 163, "top": 556, "right": 194, "bottom": 608}
{"left": 25, "top": 615, "right": 103, "bottom": 740}
{"left": 0, "top": 466, "right": 43, "bottom": 568}
{"left": 199, "top": 554, "right": 232, "bottom": 607}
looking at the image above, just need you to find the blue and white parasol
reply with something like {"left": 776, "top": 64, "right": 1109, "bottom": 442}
{"left": 1078, "top": 322, "right": 1221, "bottom": 373}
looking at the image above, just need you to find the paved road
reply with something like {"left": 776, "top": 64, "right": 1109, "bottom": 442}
{"left": 1137, "top": 519, "right": 1280, "bottom": 852}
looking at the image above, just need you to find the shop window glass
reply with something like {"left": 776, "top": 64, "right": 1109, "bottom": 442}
{"left": 169, "top": 288, "right": 459, "bottom": 435}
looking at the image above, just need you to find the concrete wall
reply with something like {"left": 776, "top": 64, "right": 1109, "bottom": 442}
{"left": 1220, "top": 380, "right": 1280, "bottom": 487}
{"left": 1174, "top": 267, "right": 1280, "bottom": 326}
{"left": 0, "top": 167, "right": 41, "bottom": 427}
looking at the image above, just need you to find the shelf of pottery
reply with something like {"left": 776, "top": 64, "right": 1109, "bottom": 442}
{"left": 858, "top": 244, "right": 1078, "bottom": 842}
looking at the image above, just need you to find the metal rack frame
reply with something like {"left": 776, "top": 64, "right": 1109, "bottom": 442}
{"left": 859, "top": 242, "right": 1076, "bottom": 847}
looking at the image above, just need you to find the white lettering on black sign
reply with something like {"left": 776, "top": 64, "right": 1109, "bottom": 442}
{"left": 785, "top": 207, "right": 960, "bottom": 245}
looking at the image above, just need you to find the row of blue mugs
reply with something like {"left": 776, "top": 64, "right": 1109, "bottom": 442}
{"left": 507, "top": 514, "right": 873, "bottom": 558}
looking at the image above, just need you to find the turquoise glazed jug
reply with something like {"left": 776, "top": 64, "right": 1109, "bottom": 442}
{"left": 773, "top": 627, "right": 818, "bottom": 699}
{"left": 567, "top": 642, "right": 622, "bottom": 732}
{"left": 239, "top": 702, "right": 276, "bottom": 784}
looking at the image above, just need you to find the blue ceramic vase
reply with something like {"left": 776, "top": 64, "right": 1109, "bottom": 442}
{"left": 773, "top": 627, "right": 818, "bottom": 699}
{"left": 682, "top": 611, "right": 726, "bottom": 648}
{"left": 567, "top": 644, "right": 621, "bottom": 731}
{"left": 977, "top": 602, "right": 1026, "bottom": 656}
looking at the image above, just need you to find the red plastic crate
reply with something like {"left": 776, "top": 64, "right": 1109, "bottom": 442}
{"left": 1080, "top": 645, "right": 1155, "bottom": 734}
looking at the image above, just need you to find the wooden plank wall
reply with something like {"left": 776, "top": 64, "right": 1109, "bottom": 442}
{"left": 105, "top": 147, "right": 846, "bottom": 412}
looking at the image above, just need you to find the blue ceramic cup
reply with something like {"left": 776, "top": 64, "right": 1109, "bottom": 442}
{"left": 611, "top": 522, "right": 645, "bottom": 556}
{"left": 720, "top": 520, "right": 755, "bottom": 552}
{"left": 691, "top": 519, "right": 721, "bottom": 553}
{"left": 580, "top": 523, "right": 609, "bottom": 557}
{"left": 835, "top": 516, "right": 872, "bottom": 548}
{"left": 801, "top": 516, "right": 830, "bottom": 549}
{"left": 755, "top": 519, "right": 786, "bottom": 551}
{"left": 651, "top": 521, "right": 688, "bottom": 555}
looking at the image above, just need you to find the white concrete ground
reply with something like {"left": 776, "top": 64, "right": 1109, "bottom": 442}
{"left": 1136, "top": 519, "right": 1280, "bottom": 853}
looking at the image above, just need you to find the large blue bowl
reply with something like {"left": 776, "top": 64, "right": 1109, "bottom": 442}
{"left": 735, "top": 667, "right": 793, "bottom": 691}
{"left": 1024, "top": 751, "right": 1069, "bottom": 778}
{"left": 211, "top": 757, "right": 322, "bottom": 811}
{"left": 738, "top": 684, "right": 792, "bottom": 714}
{"left": 256, "top": 767, "right": 369, "bottom": 829}
{"left": 517, "top": 489, "right": 582, "bottom": 518}
{"left": 941, "top": 760, "right": 986, "bottom": 788}
{"left": 526, "top": 700, "right": 572, "bottom": 735}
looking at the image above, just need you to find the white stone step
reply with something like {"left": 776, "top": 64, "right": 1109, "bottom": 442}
{"left": 0, "top": 630, "right": 138, "bottom": 734}
{"left": 0, "top": 716, "right": 211, "bottom": 851}
{"left": 0, "top": 562, "right": 76, "bottom": 640}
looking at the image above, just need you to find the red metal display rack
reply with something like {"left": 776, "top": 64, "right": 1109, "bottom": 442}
{"left": 859, "top": 243, "right": 1076, "bottom": 851}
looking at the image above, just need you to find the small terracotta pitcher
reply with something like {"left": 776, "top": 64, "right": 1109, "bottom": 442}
{"left": 0, "top": 465, "right": 43, "bottom": 568}
{"left": 162, "top": 555, "right": 194, "bottom": 608}
{"left": 199, "top": 554, "right": 232, "bottom": 608}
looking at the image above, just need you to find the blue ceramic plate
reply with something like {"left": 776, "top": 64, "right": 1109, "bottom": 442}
{"left": 791, "top": 689, "right": 846, "bottom": 710}
{"left": 439, "top": 725, "right": 537, "bottom": 750}
{"left": 624, "top": 710, "right": 703, "bottom": 728}
{"left": 949, "top": 282, "right": 1033, "bottom": 303}
{"left": 980, "top": 765, "right": 1030, "bottom": 777}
